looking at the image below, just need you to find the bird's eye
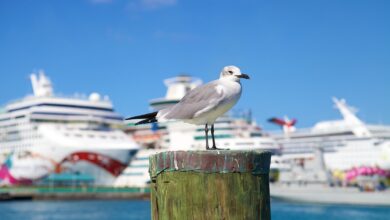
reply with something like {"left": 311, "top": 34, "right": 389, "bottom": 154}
{"left": 228, "top": 71, "right": 233, "bottom": 74}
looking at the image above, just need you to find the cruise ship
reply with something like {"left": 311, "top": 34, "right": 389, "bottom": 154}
{"left": 270, "top": 119, "right": 390, "bottom": 206}
{"left": 267, "top": 99, "right": 390, "bottom": 205}
{"left": 0, "top": 71, "right": 139, "bottom": 186}
{"left": 269, "top": 98, "right": 390, "bottom": 171}
{"left": 115, "top": 75, "right": 279, "bottom": 187}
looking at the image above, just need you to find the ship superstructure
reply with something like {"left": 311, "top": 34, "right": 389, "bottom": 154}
{"left": 0, "top": 71, "right": 139, "bottom": 186}
{"left": 270, "top": 98, "right": 390, "bottom": 171}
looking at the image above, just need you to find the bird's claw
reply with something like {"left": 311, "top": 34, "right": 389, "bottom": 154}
{"left": 208, "top": 146, "right": 229, "bottom": 150}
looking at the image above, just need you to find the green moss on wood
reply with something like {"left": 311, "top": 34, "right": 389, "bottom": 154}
{"left": 150, "top": 151, "right": 271, "bottom": 220}
{"left": 151, "top": 172, "right": 270, "bottom": 220}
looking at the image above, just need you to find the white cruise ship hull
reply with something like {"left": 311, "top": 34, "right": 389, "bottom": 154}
{"left": 0, "top": 124, "right": 138, "bottom": 186}
{"left": 270, "top": 184, "right": 390, "bottom": 206}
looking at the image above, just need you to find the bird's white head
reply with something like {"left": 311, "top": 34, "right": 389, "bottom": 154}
{"left": 219, "top": 65, "right": 250, "bottom": 82}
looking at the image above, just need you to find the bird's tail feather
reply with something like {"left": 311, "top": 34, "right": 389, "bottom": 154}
{"left": 136, "top": 118, "right": 157, "bottom": 125}
{"left": 126, "top": 111, "right": 158, "bottom": 125}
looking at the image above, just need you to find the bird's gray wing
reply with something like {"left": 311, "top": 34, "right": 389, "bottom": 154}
{"left": 161, "top": 81, "right": 225, "bottom": 120}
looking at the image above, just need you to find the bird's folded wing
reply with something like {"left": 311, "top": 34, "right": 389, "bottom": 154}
{"left": 161, "top": 81, "right": 225, "bottom": 120}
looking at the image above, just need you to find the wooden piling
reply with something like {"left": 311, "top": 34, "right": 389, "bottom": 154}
{"left": 149, "top": 150, "right": 271, "bottom": 220}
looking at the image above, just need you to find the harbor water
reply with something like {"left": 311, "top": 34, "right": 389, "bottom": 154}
{"left": 0, "top": 200, "right": 389, "bottom": 220}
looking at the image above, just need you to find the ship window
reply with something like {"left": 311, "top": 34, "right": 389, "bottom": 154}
{"left": 250, "top": 133, "right": 262, "bottom": 137}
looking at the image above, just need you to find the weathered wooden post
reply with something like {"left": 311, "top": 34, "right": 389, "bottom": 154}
{"left": 149, "top": 150, "right": 271, "bottom": 220}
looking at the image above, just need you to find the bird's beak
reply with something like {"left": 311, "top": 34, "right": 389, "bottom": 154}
{"left": 238, "top": 73, "right": 250, "bottom": 79}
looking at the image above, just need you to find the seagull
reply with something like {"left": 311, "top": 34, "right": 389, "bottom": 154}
{"left": 126, "top": 65, "right": 250, "bottom": 150}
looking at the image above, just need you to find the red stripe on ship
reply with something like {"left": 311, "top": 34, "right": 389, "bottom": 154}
{"left": 61, "top": 152, "right": 126, "bottom": 177}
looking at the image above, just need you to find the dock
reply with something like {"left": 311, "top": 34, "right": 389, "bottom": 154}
{"left": 0, "top": 186, "right": 150, "bottom": 201}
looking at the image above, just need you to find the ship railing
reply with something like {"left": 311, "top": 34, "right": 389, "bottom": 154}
{"left": 6, "top": 93, "right": 112, "bottom": 105}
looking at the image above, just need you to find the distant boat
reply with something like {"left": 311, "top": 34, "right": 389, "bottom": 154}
{"left": 0, "top": 71, "right": 139, "bottom": 186}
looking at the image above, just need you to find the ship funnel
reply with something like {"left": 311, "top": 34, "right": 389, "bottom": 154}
{"left": 30, "top": 70, "right": 54, "bottom": 97}
{"left": 332, "top": 97, "right": 371, "bottom": 137}
{"left": 268, "top": 116, "right": 297, "bottom": 136}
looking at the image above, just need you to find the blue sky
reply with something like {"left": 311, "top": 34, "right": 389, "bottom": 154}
{"left": 0, "top": 0, "right": 389, "bottom": 130}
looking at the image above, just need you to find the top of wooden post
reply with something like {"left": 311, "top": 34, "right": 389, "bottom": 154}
{"left": 149, "top": 150, "right": 271, "bottom": 178}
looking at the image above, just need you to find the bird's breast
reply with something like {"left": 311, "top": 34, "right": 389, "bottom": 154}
{"left": 219, "top": 81, "right": 242, "bottom": 103}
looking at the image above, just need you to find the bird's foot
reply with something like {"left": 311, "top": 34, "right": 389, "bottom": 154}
{"left": 209, "top": 146, "right": 229, "bottom": 150}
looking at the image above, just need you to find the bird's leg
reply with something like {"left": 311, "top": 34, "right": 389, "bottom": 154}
{"left": 211, "top": 124, "right": 217, "bottom": 149}
{"left": 205, "top": 124, "right": 210, "bottom": 150}
{"left": 211, "top": 124, "right": 228, "bottom": 150}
